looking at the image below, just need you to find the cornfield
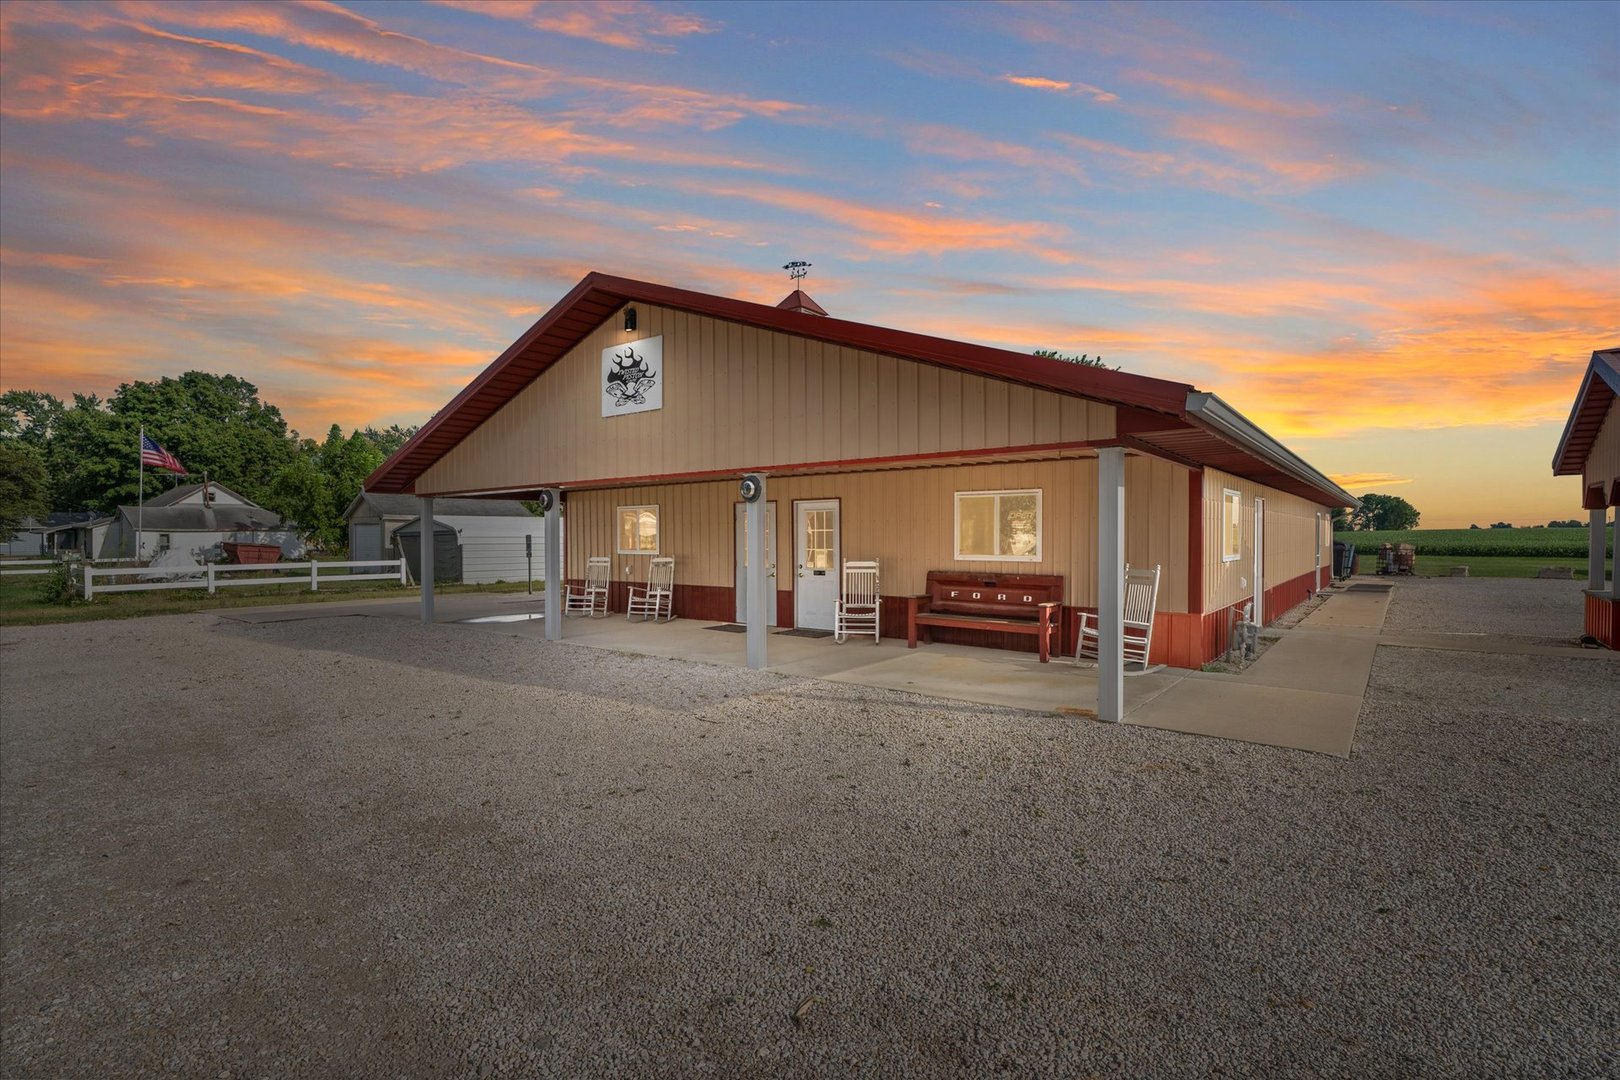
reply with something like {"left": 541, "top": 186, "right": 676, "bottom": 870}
{"left": 1333, "top": 527, "right": 1612, "bottom": 559}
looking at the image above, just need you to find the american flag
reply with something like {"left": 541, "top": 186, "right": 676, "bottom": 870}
{"left": 140, "top": 433, "right": 186, "bottom": 473}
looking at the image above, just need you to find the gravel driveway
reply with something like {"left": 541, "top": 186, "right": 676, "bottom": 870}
{"left": 2, "top": 581, "right": 1616, "bottom": 1077}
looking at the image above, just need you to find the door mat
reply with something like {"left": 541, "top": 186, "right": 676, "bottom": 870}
{"left": 1345, "top": 583, "right": 1394, "bottom": 592}
{"left": 705, "top": 623, "right": 747, "bottom": 633}
{"left": 776, "top": 627, "right": 833, "bottom": 638}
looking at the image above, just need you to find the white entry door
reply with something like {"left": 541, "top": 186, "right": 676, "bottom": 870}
{"left": 794, "top": 500, "right": 840, "bottom": 631}
{"left": 735, "top": 502, "right": 778, "bottom": 625}
{"left": 1253, "top": 497, "right": 1266, "bottom": 626}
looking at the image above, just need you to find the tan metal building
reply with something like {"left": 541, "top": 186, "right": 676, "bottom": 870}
{"left": 367, "top": 273, "right": 1357, "bottom": 676}
{"left": 1552, "top": 347, "right": 1619, "bottom": 648}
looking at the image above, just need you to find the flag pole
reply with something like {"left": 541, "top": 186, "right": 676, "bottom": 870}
{"left": 137, "top": 425, "right": 145, "bottom": 560}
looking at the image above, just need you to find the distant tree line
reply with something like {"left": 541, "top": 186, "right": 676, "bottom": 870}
{"left": 1469, "top": 519, "right": 1588, "bottom": 530}
{"left": 0, "top": 374, "right": 416, "bottom": 551}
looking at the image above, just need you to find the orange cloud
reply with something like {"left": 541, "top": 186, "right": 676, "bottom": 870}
{"left": 1130, "top": 71, "right": 1321, "bottom": 119}
{"left": 683, "top": 181, "right": 1076, "bottom": 262}
{"left": 1330, "top": 473, "right": 1414, "bottom": 489}
{"left": 436, "top": 0, "right": 720, "bottom": 54}
{"left": 904, "top": 123, "right": 1091, "bottom": 183}
{"left": 999, "top": 74, "right": 1119, "bottom": 102}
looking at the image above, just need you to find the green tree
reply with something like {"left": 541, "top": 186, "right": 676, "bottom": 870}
{"left": 106, "top": 372, "right": 297, "bottom": 504}
{"left": 1034, "top": 349, "right": 1112, "bottom": 369}
{"left": 1349, "top": 493, "right": 1421, "bottom": 531}
{"left": 45, "top": 395, "right": 133, "bottom": 513}
{"left": 359, "top": 424, "right": 418, "bottom": 458}
{"left": 0, "top": 440, "right": 51, "bottom": 537}
{"left": 263, "top": 426, "right": 385, "bottom": 551}
{"left": 0, "top": 390, "right": 67, "bottom": 448}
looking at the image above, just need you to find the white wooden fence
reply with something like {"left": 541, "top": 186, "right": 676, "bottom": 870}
{"left": 81, "top": 559, "right": 406, "bottom": 600}
{"left": 0, "top": 559, "right": 59, "bottom": 577}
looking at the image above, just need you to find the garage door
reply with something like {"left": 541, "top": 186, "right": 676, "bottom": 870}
{"left": 351, "top": 522, "right": 382, "bottom": 563}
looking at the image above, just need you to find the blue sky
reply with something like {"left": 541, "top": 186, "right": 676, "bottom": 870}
{"left": 1, "top": 0, "right": 1616, "bottom": 525}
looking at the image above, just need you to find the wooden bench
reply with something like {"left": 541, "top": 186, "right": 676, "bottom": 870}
{"left": 906, "top": 572, "right": 1064, "bottom": 662}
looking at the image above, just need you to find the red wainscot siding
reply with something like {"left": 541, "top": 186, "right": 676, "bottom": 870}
{"left": 1062, "top": 568, "right": 1319, "bottom": 671}
{"left": 1585, "top": 591, "right": 1619, "bottom": 650}
{"left": 572, "top": 580, "right": 736, "bottom": 622}
{"left": 1195, "top": 568, "right": 1323, "bottom": 667}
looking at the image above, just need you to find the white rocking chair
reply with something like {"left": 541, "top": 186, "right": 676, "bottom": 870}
{"left": 565, "top": 556, "right": 611, "bottom": 618}
{"left": 834, "top": 559, "right": 881, "bottom": 644}
{"left": 626, "top": 557, "right": 675, "bottom": 622}
{"left": 1077, "top": 563, "right": 1161, "bottom": 672}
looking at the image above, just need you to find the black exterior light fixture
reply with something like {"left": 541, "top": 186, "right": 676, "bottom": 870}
{"left": 624, "top": 307, "right": 637, "bottom": 332}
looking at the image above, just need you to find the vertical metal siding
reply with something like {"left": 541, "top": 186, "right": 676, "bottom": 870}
{"left": 561, "top": 457, "right": 1191, "bottom": 613}
{"left": 1201, "top": 467, "right": 1331, "bottom": 613}
{"left": 418, "top": 305, "right": 1120, "bottom": 494}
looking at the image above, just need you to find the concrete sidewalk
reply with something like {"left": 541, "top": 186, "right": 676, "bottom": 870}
{"left": 1124, "top": 586, "right": 1392, "bottom": 757}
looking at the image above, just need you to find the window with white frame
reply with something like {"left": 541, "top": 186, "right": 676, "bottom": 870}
{"left": 616, "top": 505, "right": 660, "bottom": 554}
{"left": 1221, "top": 489, "right": 1242, "bottom": 561}
{"left": 955, "top": 489, "right": 1041, "bottom": 561}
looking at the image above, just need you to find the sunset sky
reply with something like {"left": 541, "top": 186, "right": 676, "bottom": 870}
{"left": 2, "top": 1, "right": 1616, "bottom": 527}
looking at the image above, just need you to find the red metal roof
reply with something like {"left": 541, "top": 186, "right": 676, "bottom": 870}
{"left": 1552, "top": 348, "right": 1620, "bottom": 476}
{"left": 364, "top": 271, "right": 1349, "bottom": 505}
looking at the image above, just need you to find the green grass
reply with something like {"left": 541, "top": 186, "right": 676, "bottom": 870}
{"left": 1374, "top": 555, "right": 1611, "bottom": 579}
{"left": 1334, "top": 526, "right": 1611, "bottom": 559}
{"left": 0, "top": 568, "right": 536, "bottom": 627}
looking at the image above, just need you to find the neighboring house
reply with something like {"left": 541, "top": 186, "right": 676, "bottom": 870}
{"left": 1, "top": 512, "right": 113, "bottom": 558}
{"left": 365, "top": 271, "right": 1359, "bottom": 670}
{"left": 1551, "top": 346, "right": 1619, "bottom": 649}
{"left": 345, "top": 492, "right": 543, "bottom": 584}
{"left": 99, "top": 481, "right": 303, "bottom": 561}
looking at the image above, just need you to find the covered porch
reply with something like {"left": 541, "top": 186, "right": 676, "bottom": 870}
{"left": 278, "top": 573, "right": 1374, "bottom": 756}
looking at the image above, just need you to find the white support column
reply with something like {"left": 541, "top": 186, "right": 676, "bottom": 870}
{"left": 419, "top": 495, "right": 435, "bottom": 623}
{"left": 1590, "top": 508, "right": 1607, "bottom": 592}
{"left": 745, "top": 474, "right": 769, "bottom": 670}
{"left": 1097, "top": 447, "right": 1126, "bottom": 724}
{"left": 544, "top": 489, "right": 562, "bottom": 641}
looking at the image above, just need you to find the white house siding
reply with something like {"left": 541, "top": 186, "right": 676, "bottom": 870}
{"left": 1, "top": 530, "right": 47, "bottom": 557}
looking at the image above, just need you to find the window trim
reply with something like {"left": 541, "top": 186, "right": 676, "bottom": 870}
{"left": 953, "top": 488, "right": 1042, "bottom": 562}
{"left": 1221, "top": 489, "right": 1243, "bottom": 562}
{"left": 615, "top": 504, "right": 661, "bottom": 555}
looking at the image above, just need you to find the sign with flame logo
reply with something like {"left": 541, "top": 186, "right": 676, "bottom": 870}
{"left": 601, "top": 335, "right": 663, "bottom": 417}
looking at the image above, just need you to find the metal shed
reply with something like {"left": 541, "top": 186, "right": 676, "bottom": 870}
{"left": 394, "top": 518, "right": 462, "bottom": 584}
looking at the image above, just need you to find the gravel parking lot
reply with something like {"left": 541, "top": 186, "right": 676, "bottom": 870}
{"left": 2, "top": 581, "right": 1616, "bottom": 1078}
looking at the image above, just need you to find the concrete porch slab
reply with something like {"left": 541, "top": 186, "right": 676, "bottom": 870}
{"left": 218, "top": 582, "right": 1388, "bottom": 756}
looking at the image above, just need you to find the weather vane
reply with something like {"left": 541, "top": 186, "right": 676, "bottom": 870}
{"left": 783, "top": 260, "right": 811, "bottom": 283}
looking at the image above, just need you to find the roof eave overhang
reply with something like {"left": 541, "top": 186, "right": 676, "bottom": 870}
{"left": 1552, "top": 351, "right": 1620, "bottom": 475}
{"left": 1184, "top": 392, "right": 1360, "bottom": 508}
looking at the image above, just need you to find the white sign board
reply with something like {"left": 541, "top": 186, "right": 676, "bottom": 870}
{"left": 601, "top": 335, "right": 663, "bottom": 418}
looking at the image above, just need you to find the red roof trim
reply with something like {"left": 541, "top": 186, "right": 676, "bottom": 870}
{"left": 1553, "top": 348, "right": 1620, "bottom": 475}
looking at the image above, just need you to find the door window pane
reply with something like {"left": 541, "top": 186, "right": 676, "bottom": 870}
{"left": 804, "top": 509, "right": 834, "bottom": 569}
